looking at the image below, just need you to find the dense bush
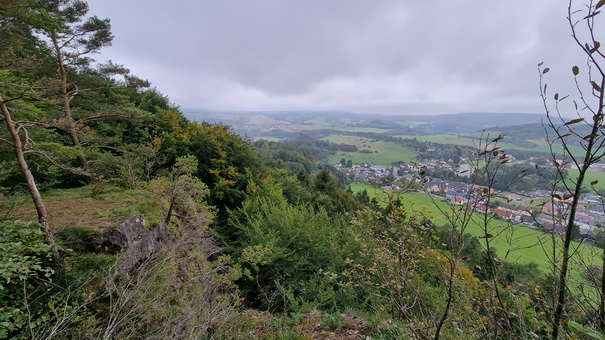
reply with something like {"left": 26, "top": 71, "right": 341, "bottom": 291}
{"left": 0, "top": 221, "right": 55, "bottom": 339}
{"left": 228, "top": 179, "right": 360, "bottom": 312}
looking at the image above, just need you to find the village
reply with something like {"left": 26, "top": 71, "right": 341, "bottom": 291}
{"left": 335, "top": 159, "right": 605, "bottom": 242}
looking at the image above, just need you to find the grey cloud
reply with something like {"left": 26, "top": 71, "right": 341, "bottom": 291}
{"left": 87, "top": 0, "right": 590, "bottom": 114}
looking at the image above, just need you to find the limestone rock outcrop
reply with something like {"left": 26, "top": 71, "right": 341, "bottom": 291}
{"left": 95, "top": 215, "right": 167, "bottom": 273}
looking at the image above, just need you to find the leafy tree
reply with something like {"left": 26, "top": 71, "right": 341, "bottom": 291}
{"left": 0, "top": 0, "right": 46, "bottom": 64}
{"left": 355, "top": 188, "right": 371, "bottom": 205}
{"left": 228, "top": 179, "right": 359, "bottom": 311}
{"left": 184, "top": 122, "right": 261, "bottom": 211}
{"left": 0, "top": 0, "right": 150, "bottom": 185}
{"left": 570, "top": 223, "right": 581, "bottom": 241}
{"left": 148, "top": 155, "right": 210, "bottom": 226}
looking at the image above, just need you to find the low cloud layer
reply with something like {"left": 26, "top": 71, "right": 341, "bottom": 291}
{"left": 88, "top": 0, "right": 590, "bottom": 115}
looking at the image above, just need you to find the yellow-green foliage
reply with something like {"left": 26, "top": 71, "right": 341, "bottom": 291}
{"left": 155, "top": 113, "right": 262, "bottom": 210}
{"left": 350, "top": 207, "right": 488, "bottom": 338}
{"left": 148, "top": 155, "right": 212, "bottom": 229}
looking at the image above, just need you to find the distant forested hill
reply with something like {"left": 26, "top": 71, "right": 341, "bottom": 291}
{"left": 182, "top": 109, "right": 549, "bottom": 135}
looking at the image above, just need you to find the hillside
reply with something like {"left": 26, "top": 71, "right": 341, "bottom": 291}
{"left": 183, "top": 109, "right": 548, "bottom": 136}
{"left": 2, "top": 1, "right": 605, "bottom": 340}
{"left": 185, "top": 109, "right": 587, "bottom": 157}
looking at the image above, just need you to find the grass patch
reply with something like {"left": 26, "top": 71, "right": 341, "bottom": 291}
{"left": 323, "top": 135, "right": 418, "bottom": 165}
{"left": 395, "top": 133, "right": 586, "bottom": 155}
{"left": 566, "top": 168, "right": 605, "bottom": 192}
{"left": 304, "top": 118, "right": 392, "bottom": 133}
{"left": 254, "top": 137, "right": 283, "bottom": 142}
{"left": 398, "top": 120, "right": 430, "bottom": 128}
{"left": 13, "top": 185, "right": 162, "bottom": 229}
{"left": 349, "top": 183, "right": 600, "bottom": 282}
{"left": 330, "top": 127, "right": 393, "bottom": 133}
{"left": 396, "top": 134, "right": 479, "bottom": 147}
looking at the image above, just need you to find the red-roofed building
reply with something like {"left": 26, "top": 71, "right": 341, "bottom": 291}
{"left": 491, "top": 208, "right": 514, "bottom": 220}
{"left": 450, "top": 196, "right": 466, "bottom": 205}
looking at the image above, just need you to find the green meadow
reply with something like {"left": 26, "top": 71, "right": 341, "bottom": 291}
{"left": 396, "top": 134, "right": 480, "bottom": 147}
{"left": 304, "top": 117, "right": 392, "bottom": 133}
{"left": 566, "top": 168, "right": 605, "bottom": 192}
{"left": 254, "top": 137, "right": 283, "bottom": 142}
{"left": 323, "top": 134, "right": 418, "bottom": 165}
{"left": 349, "top": 183, "right": 600, "bottom": 281}
{"left": 396, "top": 133, "right": 586, "bottom": 155}
{"left": 330, "top": 127, "right": 393, "bottom": 133}
{"left": 398, "top": 120, "right": 430, "bottom": 128}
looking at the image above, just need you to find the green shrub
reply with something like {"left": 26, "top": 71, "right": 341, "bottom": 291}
{"left": 0, "top": 220, "right": 54, "bottom": 339}
{"left": 321, "top": 313, "right": 345, "bottom": 330}
{"left": 229, "top": 180, "right": 360, "bottom": 312}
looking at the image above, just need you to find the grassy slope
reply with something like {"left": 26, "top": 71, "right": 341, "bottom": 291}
{"left": 323, "top": 134, "right": 418, "bottom": 165}
{"left": 566, "top": 168, "right": 605, "bottom": 192}
{"left": 349, "top": 183, "right": 599, "bottom": 281}
{"left": 396, "top": 133, "right": 586, "bottom": 155}
{"left": 11, "top": 186, "right": 161, "bottom": 230}
{"left": 329, "top": 127, "right": 393, "bottom": 133}
{"left": 254, "top": 137, "right": 283, "bottom": 142}
{"left": 305, "top": 117, "right": 393, "bottom": 133}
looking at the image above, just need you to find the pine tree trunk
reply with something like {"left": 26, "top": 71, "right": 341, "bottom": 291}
{"left": 52, "top": 34, "right": 89, "bottom": 173}
{"left": 1, "top": 97, "right": 60, "bottom": 263}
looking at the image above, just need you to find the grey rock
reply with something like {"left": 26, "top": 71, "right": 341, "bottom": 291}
{"left": 95, "top": 215, "right": 168, "bottom": 273}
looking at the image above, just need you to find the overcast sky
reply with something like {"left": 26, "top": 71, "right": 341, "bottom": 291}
{"left": 86, "top": 0, "right": 590, "bottom": 115}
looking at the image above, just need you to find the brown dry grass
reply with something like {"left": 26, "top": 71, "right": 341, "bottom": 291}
{"left": 9, "top": 188, "right": 147, "bottom": 230}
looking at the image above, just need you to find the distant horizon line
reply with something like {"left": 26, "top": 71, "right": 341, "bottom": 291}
{"left": 179, "top": 108, "right": 545, "bottom": 117}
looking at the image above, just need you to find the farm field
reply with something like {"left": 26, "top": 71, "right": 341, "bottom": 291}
{"left": 253, "top": 137, "right": 282, "bottom": 142}
{"left": 323, "top": 134, "right": 418, "bottom": 165}
{"left": 566, "top": 168, "right": 605, "bottom": 192}
{"left": 304, "top": 118, "right": 392, "bottom": 133}
{"left": 330, "top": 127, "right": 393, "bottom": 133}
{"left": 396, "top": 134, "right": 481, "bottom": 147}
{"left": 398, "top": 120, "right": 431, "bottom": 128}
{"left": 396, "top": 133, "right": 586, "bottom": 155}
{"left": 349, "top": 183, "right": 599, "bottom": 282}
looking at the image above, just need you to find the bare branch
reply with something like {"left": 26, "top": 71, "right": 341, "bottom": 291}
{"left": 23, "top": 149, "right": 92, "bottom": 178}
